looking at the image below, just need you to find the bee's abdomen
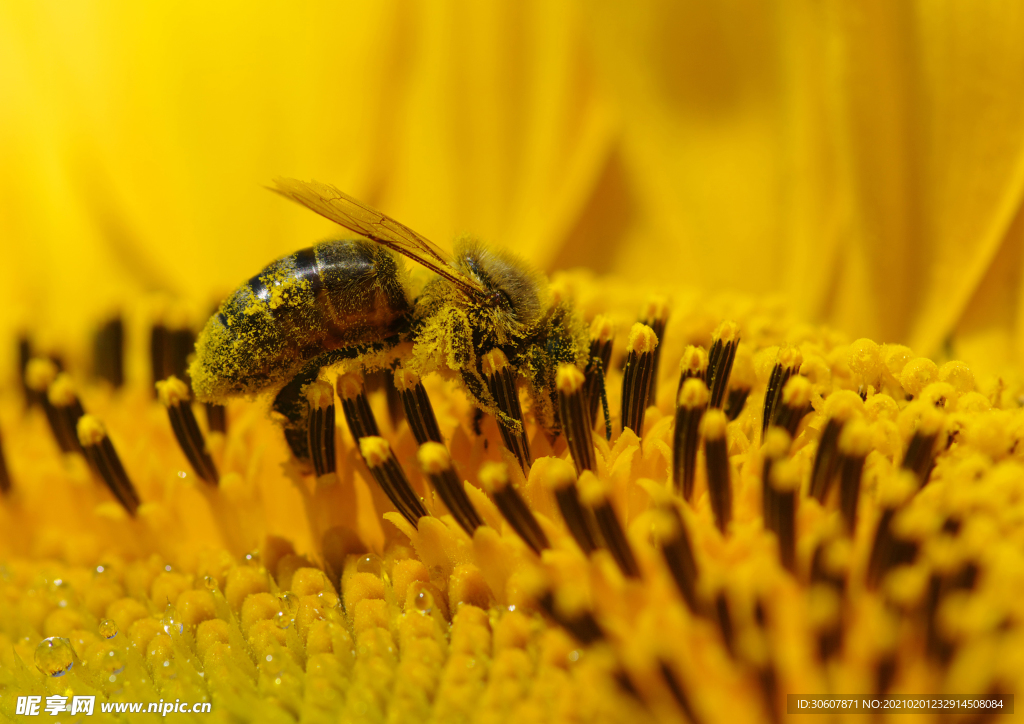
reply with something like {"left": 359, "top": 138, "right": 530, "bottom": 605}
{"left": 191, "top": 240, "right": 410, "bottom": 401}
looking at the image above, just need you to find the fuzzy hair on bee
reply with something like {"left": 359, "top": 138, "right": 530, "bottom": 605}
{"left": 189, "top": 179, "right": 594, "bottom": 470}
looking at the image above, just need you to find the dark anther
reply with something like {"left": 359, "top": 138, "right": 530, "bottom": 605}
{"left": 47, "top": 373, "right": 87, "bottom": 457}
{"left": 157, "top": 376, "right": 219, "bottom": 485}
{"left": 482, "top": 349, "right": 532, "bottom": 473}
{"left": 557, "top": 364, "right": 595, "bottom": 475}
{"left": 336, "top": 372, "right": 381, "bottom": 443}
{"left": 579, "top": 471, "right": 640, "bottom": 578}
{"left": 77, "top": 415, "right": 141, "bottom": 515}
{"left": 418, "top": 442, "right": 483, "bottom": 536}
{"left": 394, "top": 367, "right": 443, "bottom": 445}
{"left": 702, "top": 410, "right": 732, "bottom": 533}
{"left": 705, "top": 321, "right": 739, "bottom": 409}
{"left": 761, "top": 346, "right": 802, "bottom": 439}
{"left": 92, "top": 316, "right": 125, "bottom": 388}
{"left": 304, "top": 380, "right": 336, "bottom": 478}
{"left": 585, "top": 315, "right": 615, "bottom": 438}
{"left": 360, "top": 436, "right": 427, "bottom": 527}
{"left": 26, "top": 360, "right": 79, "bottom": 455}
{"left": 656, "top": 504, "right": 700, "bottom": 613}
{"left": 621, "top": 323, "right": 658, "bottom": 438}
{"left": 640, "top": 296, "right": 669, "bottom": 407}
{"left": 673, "top": 378, "right": 708, "bottom": 501}
{"left": 771, "top": 375, "right": 812, "bottom": 438}
{"left": 204, "top": 403, "right": 227, "bottom": 434}
{"left": 480, "top": 462, "right": 549, "bottom": 554}
{"left": 0, "top": 429, "right": 12, "bottom": 495}
{"left": 547, "top": 459, "right": 599, "bottom": 555}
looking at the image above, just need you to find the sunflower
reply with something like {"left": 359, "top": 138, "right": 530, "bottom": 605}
{"left": 1, "top": 2, "right": 1023, "bottom": 723}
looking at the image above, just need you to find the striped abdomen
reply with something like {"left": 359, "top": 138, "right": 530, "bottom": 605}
{"left": 190, "top": 239, "right": 410, "bottom": 401}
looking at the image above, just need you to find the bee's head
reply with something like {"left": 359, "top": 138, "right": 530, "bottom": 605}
{"left": 454, "top": 238, "right": 545, "bottom": 328}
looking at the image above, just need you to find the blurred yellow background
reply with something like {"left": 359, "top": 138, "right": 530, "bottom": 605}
{"left": 3, "top": 0, "right": 1024, "bottom": 376}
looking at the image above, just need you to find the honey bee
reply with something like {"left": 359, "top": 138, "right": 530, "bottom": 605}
{"left": 190, "top": 179, "right": 591, "bottom": 466}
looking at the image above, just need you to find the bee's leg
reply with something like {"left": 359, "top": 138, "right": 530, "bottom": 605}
{"left": 273, "top": 342, "right": 393, "bottom": 464}
{"left": 273, "top": 363, "right": 325, "bottom": 464}
{"left": 588, "top": 356, "right": 612, "bottom": 441}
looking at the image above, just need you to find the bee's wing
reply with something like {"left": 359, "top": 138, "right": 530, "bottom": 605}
{"left": 271, "top": 178, "right": 485, "bottom": 298}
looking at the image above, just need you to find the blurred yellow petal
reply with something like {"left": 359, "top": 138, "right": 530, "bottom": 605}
{"left": 584, "top": 1, "right": 1024, "bottom": 364}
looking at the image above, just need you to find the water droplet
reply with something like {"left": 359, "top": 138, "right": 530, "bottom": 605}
{"left": 507, "top": 604, "right": 516, "bottom": 612}
{"left": 164, "top": 564, "right": 173, "bottom": 573}
{"left": 94, "top": 565, "right": 106, "bottom": 575}
{"left": 355, "top": 554, "right": 382, "bottom": 576}
{"left": 101, "top": 647, "right": 125, "bottom": 674}
{"left": 108, "top": 674, "right": 116, "bottom": 683}
{"left": 244, "top": 550, "right": 261, "bottom": 566}
{"left": 265, "top": 654, "right": 273, "bottom": 662}
{"left": 413, "top": 589, "right": 433, "bottom": 614}
{"left": 161, "top": 606, "right": 183, "bottom": 636}
{"left": 98, "top": 619, "right": 118, "bottom": 639}
{"left": 35, "top": 637, "right": 74, "bottom": 677}
{"left": 568, "top": 650, "right": 580, "bottom": 663}
{"left": 177, "top": 471, "right": 186, "bottom": 478}
{"left": 274, "top": 593, "right": 297, "bottom": 630}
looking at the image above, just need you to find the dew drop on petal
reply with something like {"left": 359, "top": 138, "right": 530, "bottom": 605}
{"left": 161, "top": 606, "right": 183, "bottom": 635}
{"left": 355, "top": 554, "right": 382, "bottom": 576}
{"left": 413, "top": 589, "right": 433, "bottom": 615}
{"left": 275, "top": 593, "right": 297, "bottom": 629}
{"left": 35, "top": 637, "right": 74, "bottom": 677}
{"left": 98, "top": 619, "right": 118, "bottom": 639}
{"left": 103, "top": 647, "right": 125, "bottom": 674}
